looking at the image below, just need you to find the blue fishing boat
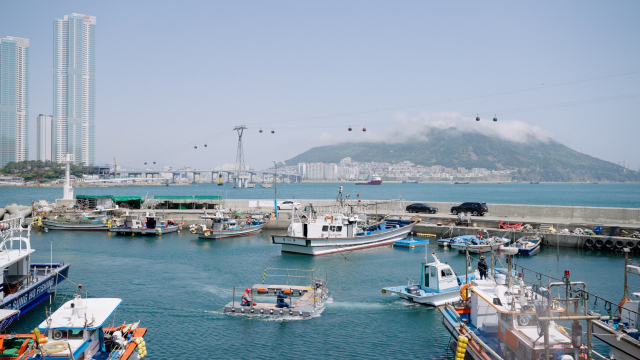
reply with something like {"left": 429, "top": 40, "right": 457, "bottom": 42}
{"left": 0, "top": 216, "right": 70, "bottom": 326}
{"left": 513, "top": 235, "right": 542, "bottom": 255}
{"left": 381, "top": 252, "right": 480, "bottom": 306}
{"left": 437, "top": 235, "right": 476, "bottom": 247}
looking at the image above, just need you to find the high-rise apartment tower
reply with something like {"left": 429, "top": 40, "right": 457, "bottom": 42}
{"left": 0, "top": 36, "right": 29, "bottom": 167}
{"left": 37, "top": 114, "right": 53, "bottom": 161}
{"left": 53, "top": 13, "right": 96, "bottom": 165}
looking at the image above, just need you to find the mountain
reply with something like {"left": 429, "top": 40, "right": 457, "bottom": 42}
{"left": 285, "top": 128, "right": 640, "bottom": 182}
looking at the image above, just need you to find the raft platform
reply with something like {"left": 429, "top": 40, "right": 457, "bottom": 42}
{"left": 224, "top": 268, "right": 329, "bottom": 319}
{"left": 393, "top": 237, "right": 430, "bottom": 249}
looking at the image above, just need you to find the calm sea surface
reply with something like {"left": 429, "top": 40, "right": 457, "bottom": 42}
{"left": 2, "top": 182, "right": 640, "bottom": 208}
{"left": 5, "top": 229, "right": 634, "bottom": 359}
{"left": 2, "top": 183, "right": 638, "bottom": 359}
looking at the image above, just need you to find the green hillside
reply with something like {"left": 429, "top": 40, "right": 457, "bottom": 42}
{"left": 285, "top": 128, "right": 640, "bottom": 182}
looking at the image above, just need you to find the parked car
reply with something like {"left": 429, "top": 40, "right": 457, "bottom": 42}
{"left": 450, "top": 202, "right": 488, "bottom": 216}
{"left": 405, "top": 203, "right": 438, "bottom": 214}
{"left": 278, "top": 201, "right": 301, "bottom": 210}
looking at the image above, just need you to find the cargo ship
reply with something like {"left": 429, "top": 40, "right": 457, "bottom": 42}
{"left": 356, "top": 175, "right": 382, "bottom": 185}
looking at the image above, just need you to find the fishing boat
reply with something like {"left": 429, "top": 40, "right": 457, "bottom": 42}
{"left": 393, "top": 237, "right": 429, "bottom": 249}
{"left": 26, "top": 286, "right": 148, "bottom": 359}
{"left": 439, "top": 253, "right": 581, "bottom": 360}
{"left": 451, "top": 235, "right": 510, "bottom": 253}
{"left": 454, "top": 182, "right": 470, "bottom": 185}
{"left": 272, "top": 187, "right": 418, "bottom": 255}
{"left": 260, "top": 183, "right": 273, "bottom": 188}
{"left": 0, "top": 216, "right": 70, "bottom": 326}
{"left": 590, "top": 249, "right": 640, "bottom": 360}
{"left": 437, "top": 235, "right": 477, "bottom": 247}
{"left": 42, "top": 208, "right": 118, "bottom": 231}
{"left": 191, "top": 209, "right": 269, "bottom": 239}
{"left": 109, "top": 211, "right": 180, "bottom": 235}
{"left": 513, "top": 235, "right": 542, "bottom": 256}
{"left": 382, "top": 252, "right": 479, "bottom": 306}
{"left": 356, "top": 175, "right": 382, "bottom": 185}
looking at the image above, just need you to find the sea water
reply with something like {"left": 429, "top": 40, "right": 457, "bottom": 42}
{"left": 6, "top": 229, "right": 633, "bottom": 359}
{"left": 2, "top": 182, "right": 640, "bottom": 208}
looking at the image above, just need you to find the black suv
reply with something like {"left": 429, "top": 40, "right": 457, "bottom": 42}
{"left": 405, "top": 203, "right": 438, "bottom": 214}
{"left": 450, "top": 202, "right": 488, "bottom": 216}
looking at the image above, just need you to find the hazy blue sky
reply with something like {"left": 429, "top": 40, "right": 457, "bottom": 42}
{"left": 1, "top": 1, "right": 639, "bottom": 170}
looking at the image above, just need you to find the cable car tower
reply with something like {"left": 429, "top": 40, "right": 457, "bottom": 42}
{"left": 233, "top": 125, "right": 250, "bottom": 188}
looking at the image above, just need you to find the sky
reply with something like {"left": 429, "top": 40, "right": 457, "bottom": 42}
{"left": 1, "top": 1, "right": 639, "bottom": 171}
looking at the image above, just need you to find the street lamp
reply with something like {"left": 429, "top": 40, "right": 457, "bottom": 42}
{"left": 273, "top": 161, "right": 278, "bottom": 219}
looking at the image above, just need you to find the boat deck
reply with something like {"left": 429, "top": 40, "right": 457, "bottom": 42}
{"left": 393, "top": 238, "right": 430, "bottom": 249}
{"left": 224, "top": 284, "right": 326, "bottom": 318}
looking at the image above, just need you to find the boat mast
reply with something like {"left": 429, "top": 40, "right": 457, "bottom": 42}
{"left": 623, "top": 248, "right": 630, "bottom": 301}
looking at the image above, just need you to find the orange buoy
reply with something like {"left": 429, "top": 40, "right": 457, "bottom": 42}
{"left": 460, "top": 284, "right": 471, "bottom": 301}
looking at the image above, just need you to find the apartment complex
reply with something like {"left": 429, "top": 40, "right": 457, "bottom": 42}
{"left": 0, "top": 36, "right": 29, "bottom": 167}
{"left": 37, "top": 114, "right": 53, "bottom": 161}
{"left": 53, "top": 13, "right": 96, "bottom": 165}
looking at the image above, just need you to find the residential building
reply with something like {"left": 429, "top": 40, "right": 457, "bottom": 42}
{"left": 0, "top": 36, "right": 29, "bottom": 166}
{"left": 53, "top": 13, "right": 96, "bottom": 165}
{"left": 36, "top": 114, "right": 53, "bottom": 161}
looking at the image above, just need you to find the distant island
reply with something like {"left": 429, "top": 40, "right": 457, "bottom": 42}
{"left": 285, "top": 128, "right": 640, "bottom": 182}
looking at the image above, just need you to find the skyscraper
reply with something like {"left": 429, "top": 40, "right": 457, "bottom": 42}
{"left": 53, "top": 13, "right": 96, "bottom": 165}
{"left": 37, "top": 114, "right": 53, "bottom": 161}
{"left": 0, "top": 36, "right": 29, "bottom": 167}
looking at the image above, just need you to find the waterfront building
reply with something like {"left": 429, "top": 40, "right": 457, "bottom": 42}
{"left": 0, "top": 36, "right": 29, "bottom": 167}
{"left": 53, "top": 13, "right": 96, "bottom": 165}
{"left": 36, "top": 114, "right": 53, "bottom": 161}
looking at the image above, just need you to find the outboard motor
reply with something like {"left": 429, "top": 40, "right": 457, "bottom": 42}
{"left": 406, "top": 285, "right": 420, "bottom": 295}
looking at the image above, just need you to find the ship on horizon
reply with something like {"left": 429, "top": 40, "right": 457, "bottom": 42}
{"left": 356, "top": 175, "right": 382, "bottom": 185}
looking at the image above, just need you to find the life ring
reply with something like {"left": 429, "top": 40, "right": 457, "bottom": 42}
{"left": 42, "top": 341, "right": 69, "bottom": 354}
{"left": 476, "top": 231, "right": 482, "bottom": 239}
{"left": 460, "top": 284, "right": 471, "bottom": 301}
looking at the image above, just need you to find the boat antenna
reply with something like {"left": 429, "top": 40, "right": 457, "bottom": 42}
{"left": 623, "top": 248, "right": 631, "bottom": 301}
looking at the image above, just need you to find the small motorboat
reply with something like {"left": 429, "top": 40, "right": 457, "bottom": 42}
{"left": 109, "top": 211, "right": 181, "bottom": 235}
{"left": 513, "top": 235, "right": 542, "bottom": 255}
{"left": 394, "top": 237, "right": 429, "bottom": 249}
{"left": 382, "top": 252, "right": 479, "bottom": 306}
{"left": 451, "top": 236, "right": 510, "bottom": 253}
{"left": 437, "top": 235, "right": 476, "bottom": 247}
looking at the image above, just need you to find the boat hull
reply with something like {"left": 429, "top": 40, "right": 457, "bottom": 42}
{"left": 272, "top": 223, "right": 416, "bottom": 255}
{"left": 592, "top": 320, "right": 640, "bottom": 360}
{"left": 43, "top": 220, "right": 108, "bottom": 231}
{"left": 0, "top": 263, "right": 70, "bottom": 325}
{"left": 197, "top": 223, "right": 265, "bottom": 239}
{"left": 440, "top": 306, "right": 495, "bottom": 360}
{"left": 453, "top": 243, "right": 504, "bottom": 253}
{"left": 109, "top": 225, "right": 179, "bottom": 235}
{"left": 385, "top": 288, "right": 460, "bottom": 306}
{"left": 519, "top": 243, "right": 541, "bottom": 256}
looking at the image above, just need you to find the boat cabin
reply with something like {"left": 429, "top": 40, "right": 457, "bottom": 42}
{"left": 38, "top": 296, "right": 122, "bottom": 359}
{"left": 420, "top": 254, "right": 458, "bottom": 293}
{"left": 0, "top": 233, "right": 34, "bottom": 301}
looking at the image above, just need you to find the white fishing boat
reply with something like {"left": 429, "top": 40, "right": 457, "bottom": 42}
{"left": 440, "top": 273, "right": 579, "bottom": 359}
{"left": 0, "top": 216, "right": 70, "bottom": 326}
{"left": 29, "top": 286, "right": 148, "bottom": 359}
{"left": 590, "top": 249, "right": 640, "bottom": 360}
{"left": 191, "top": 209, "right": 269, "bottom": 239}
{"left": 271, "top": 187, "right": 418, "bottom": 256}
{"left": 382, "top": 252, "right": 480, "bottom": 306}
{"left": 260, "top": 183, "right": 273, "bottom": 188}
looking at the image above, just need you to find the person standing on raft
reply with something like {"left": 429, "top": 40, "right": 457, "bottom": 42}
{"left": 276, "top": 290, "right": 291, "bottom": 308}
{"left": 478, "top": 256, "right": 488, "bottom": 280}
{"left": 241, "top": 288, "right": 256, "bottom": 306}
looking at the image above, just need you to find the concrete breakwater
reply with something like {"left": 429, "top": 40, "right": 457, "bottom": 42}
{"left": 216, "top": 199, "right": 640, "bottom": 225}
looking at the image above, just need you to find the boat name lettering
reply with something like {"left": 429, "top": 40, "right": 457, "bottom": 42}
{"left": 7, "top": 279, "right": 54, "bottom": 310}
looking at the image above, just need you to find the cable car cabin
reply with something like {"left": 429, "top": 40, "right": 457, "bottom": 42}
{"left": 259, "top": 128, "right": 263, "bottom": 133}
{"left": 362, "top": 127, "right": 366, "bottom": 132}
{"left": 493, "top": 115, "right": 498, "bottom": 122}
{"left": 420, "top": 257, "right": 459, "bottom": 293}
{"left": 476, "top": 115, "right": 480, "bottom": 121}
{"left": 144, "top": 162, "right": 147, "bottom": 165}
{"left": 153, "top": 161, "right": 156, "bottom": 164}
{"left": 204, "top": 144, "right": 207, "bottom": 147}
{"left": 194, "top": 145, "right": 197, "bottom": 149}
{"left": 271, "top": 130, "right": 275, "bottom": 134}
{"left": 348, "top": 126, "right": 352, "bottom": 131}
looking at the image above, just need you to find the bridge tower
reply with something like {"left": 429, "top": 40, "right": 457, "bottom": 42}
{"left": 233, "top": 125, "right": 249, "bottom": 188}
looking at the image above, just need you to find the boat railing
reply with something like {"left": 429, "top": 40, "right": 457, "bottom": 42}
{"left": 262, "top": 268, "right": 323, "bottom": 287}
{"left": 461, "top": 323, "right": 504, "bottom": 360}
{"left": 0, "top": 217, "right": 31, "bottom": 255}
{"left": 406, "top": 278, "right": 420, "bottom": 287}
